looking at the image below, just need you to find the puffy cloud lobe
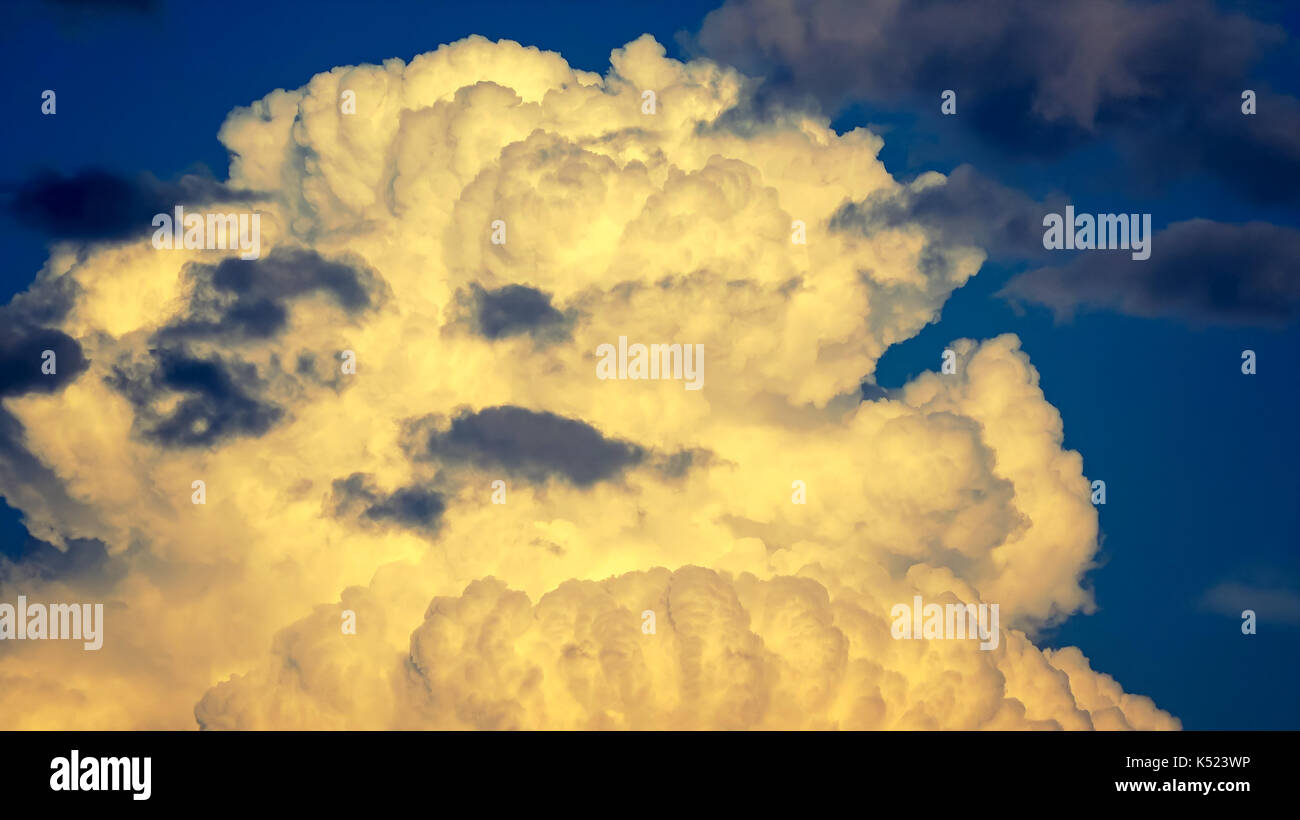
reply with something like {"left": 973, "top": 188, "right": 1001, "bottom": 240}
{"left": 0, "top": 35, "right": 1174, "bottom": 730}
{"left": 197, "top": 567, "right": 1179, "bottom": 729}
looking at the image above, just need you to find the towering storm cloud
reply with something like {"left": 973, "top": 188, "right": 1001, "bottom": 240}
{"left": 0, "top": 35, "right": 1175, "bottom": 729}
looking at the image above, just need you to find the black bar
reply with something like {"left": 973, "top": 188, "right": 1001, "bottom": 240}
{"left": 2, "top": 730, "right": 1288, "bottom": 808}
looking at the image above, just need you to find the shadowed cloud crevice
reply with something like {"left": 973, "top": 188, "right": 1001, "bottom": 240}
{"left": 158, "top": 247, "right": 386, "bottom": 343}
{"left": 463, "top": 283, "right": 572, "bottom": 342}
{"left": 107, "top": 348, "right": 283, "bottom": 448}
{"left": 326, "top": 473, "right": 446, "bottom": 535}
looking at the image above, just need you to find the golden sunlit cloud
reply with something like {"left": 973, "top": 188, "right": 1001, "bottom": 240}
{"left": 0, "top": 34, "right": 1177, "bottom": 730}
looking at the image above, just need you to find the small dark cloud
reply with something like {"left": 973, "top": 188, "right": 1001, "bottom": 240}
{"left": 7, "top": 168, "right": 257, "bottom": 242}
{"left": 1001, "top": 219, "right": 1300, "bottom": 326}
{"left": 107, "top": 347, "right": 283, "bottom": 448}
{"left": 0, "top": 324, "right": 88, "bottom": 397}
{"left": 326, "top": 473, "right": 445, "bottom": 534}
{"left": 158, "top": 248, "right": 386, "bottom": 343}
{"left": 412, "top": 405, "right": 644, "bottom": 487}
{"left": 470, "top": 283, "right": 566, "bottom": 340}
{"left": 452, "top": 283, "right": 574, "bottom": 345}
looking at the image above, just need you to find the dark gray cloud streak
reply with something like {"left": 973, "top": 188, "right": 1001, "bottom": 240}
{"left": 325, "top": 405, "right": 653, "bottom": 538}
{"left": 1001, "top": 219, "right": 1300, "bottom": 325}
{"left": 7, "top": 168, "right": 258, "bottom": 241}
{"left": 831, "top": 165, "right": 1300, "bottom": 327}
{"left": 414, "top": 405, "right": 645, "bottom": 487}
{"left": 693, "top": 0, "right": 1300, "bottom": 206}
{"left": 831, "top": 164, "right": 1061, "bottom": 263}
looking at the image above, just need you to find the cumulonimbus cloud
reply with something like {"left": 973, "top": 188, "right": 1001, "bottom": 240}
{"left": 0, "top": 34, "right": 1177, "bottom": 730}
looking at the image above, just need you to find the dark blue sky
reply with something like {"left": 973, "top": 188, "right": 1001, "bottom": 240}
{"left": 1, "top": 0, "right": 1296, "bottom": 728}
